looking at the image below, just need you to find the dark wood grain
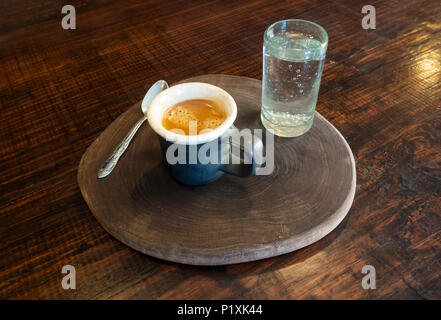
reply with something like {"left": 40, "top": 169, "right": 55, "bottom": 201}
{"left": 77, "top": 75, "right": 356, "bottom": 265}
{"left": 1, "top": 0, "right": 440, "bottom": 299}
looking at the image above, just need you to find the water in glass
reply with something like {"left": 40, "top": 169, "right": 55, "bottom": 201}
{"left": 262, "top": 29, "right": 326, "bottom": 137}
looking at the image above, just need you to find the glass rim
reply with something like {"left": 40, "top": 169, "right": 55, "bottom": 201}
{"left": 264, "top": 19, "right": 328, "bottom": 51}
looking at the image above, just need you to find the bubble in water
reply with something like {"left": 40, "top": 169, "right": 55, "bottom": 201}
{"left": 296, "top": 69, "right": 300, "bottom": 73}
{"left": 300, "top": 89, "right": 304, "bottom": 94}
{"left": 297, "top": 83, "right": 302, "bottom": 87}
{"left": 288, "top": 64, "right": 292, "bottom": 71}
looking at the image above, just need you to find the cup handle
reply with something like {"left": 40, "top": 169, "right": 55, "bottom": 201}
{"left": 219, "top": 128, "right": 262, "bottom": 177}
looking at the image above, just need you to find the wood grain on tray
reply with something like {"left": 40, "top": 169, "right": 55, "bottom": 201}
{"left": 78, "top": 75, "right": 356, "bottom": 265}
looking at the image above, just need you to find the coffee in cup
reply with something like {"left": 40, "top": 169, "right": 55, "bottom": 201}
{"left": 161, "top": 99, "right": 226, "bottom": 135}
{"left": 147, "top": 82, "right": 260, "bottom": 185}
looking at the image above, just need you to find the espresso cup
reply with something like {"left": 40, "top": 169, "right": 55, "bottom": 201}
{"left": 147, "top": 82, "right": 259, "bottom": 185}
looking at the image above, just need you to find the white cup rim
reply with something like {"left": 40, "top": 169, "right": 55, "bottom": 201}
{"left": 147, "top": 82, "right": 237, "bottom": 145}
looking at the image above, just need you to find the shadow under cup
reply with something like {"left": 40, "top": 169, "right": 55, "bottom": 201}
{"left": 147, "top": 82, "right": 258, "bottom": 186}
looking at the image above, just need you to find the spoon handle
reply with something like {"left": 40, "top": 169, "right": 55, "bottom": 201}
{"left": 97, "top": 116, "right": 146, "bottom": 178}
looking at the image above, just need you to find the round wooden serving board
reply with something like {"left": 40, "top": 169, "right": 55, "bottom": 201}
{"left": 78, "top": 75, "right": 356, "bottom": 265}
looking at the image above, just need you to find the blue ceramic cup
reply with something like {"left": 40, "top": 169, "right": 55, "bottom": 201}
{"left": 147, "top": 82, "right": 259, "bottom": 185}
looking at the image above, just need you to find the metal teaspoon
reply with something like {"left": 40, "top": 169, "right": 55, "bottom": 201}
{"left": 97, "top": 80, "right": 169, "bottom": 178}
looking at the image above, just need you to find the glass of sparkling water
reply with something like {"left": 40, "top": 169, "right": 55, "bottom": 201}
{"left": 261, "top": 19, "right": 328, "bottom": 137}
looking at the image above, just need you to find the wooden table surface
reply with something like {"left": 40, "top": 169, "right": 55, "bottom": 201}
{"left": 1, "top": 0, "right": 440, "bottom": 299}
